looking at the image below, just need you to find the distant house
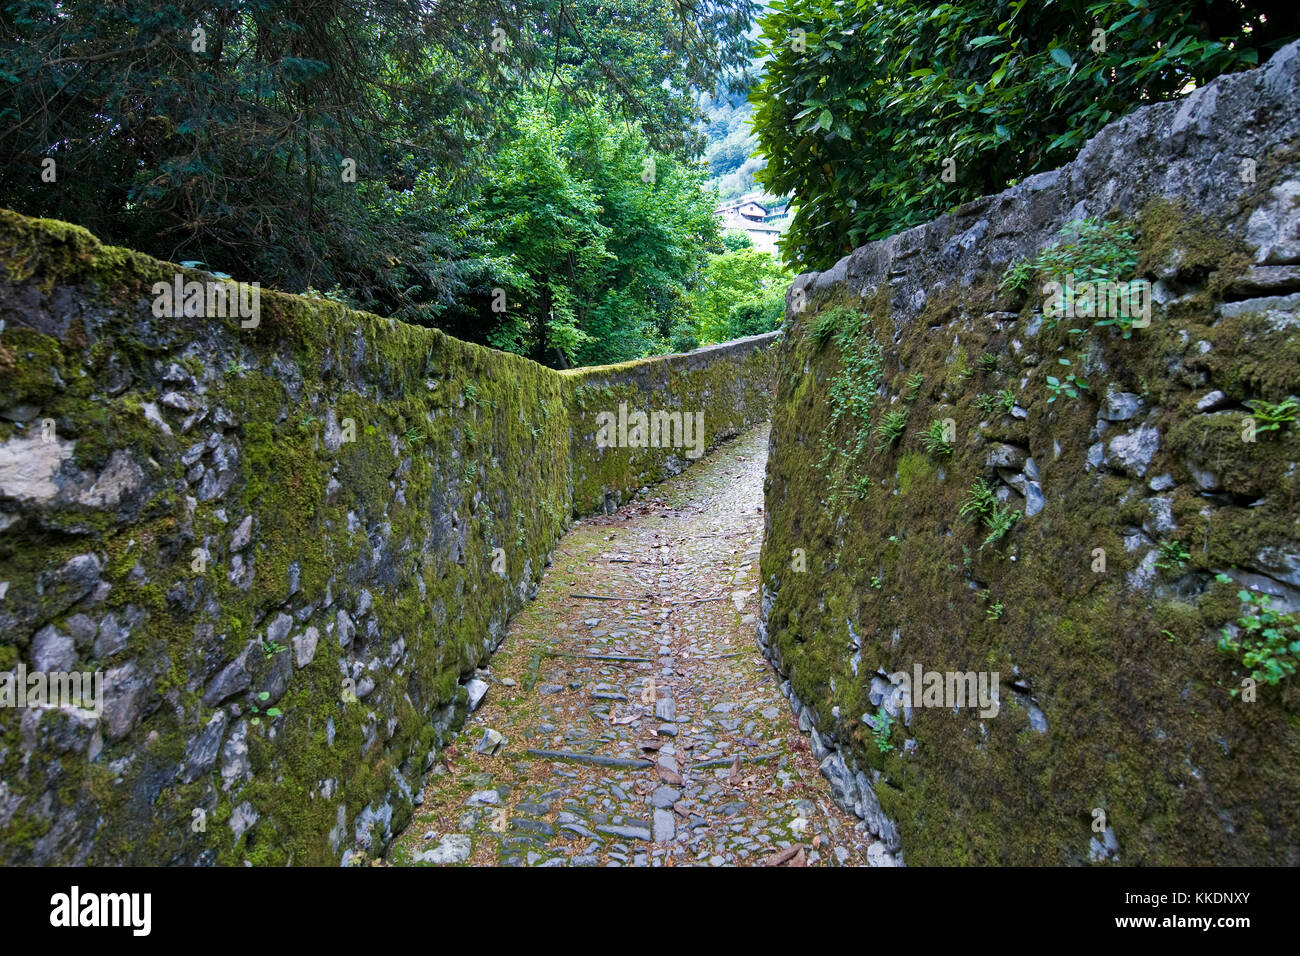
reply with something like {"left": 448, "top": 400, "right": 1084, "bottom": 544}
{"left": 715, "top": 194, "right": 786, "bottom": 254}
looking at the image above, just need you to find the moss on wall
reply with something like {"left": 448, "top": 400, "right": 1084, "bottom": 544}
{"left": 762, "top": 190, "right": 1300, "bottom": 865}
{"left": 0, "top": 208, "right": 777, "bottom": 865}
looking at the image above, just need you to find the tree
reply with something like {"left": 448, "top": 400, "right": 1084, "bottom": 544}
{"left": 470, "top": 93, "right": 722, "bottom": 366}
{"left": 750, "top": 0, "right": 1300, "bottom": 272}
{"left": 687, "top": 247, "right": 792, "bottom": 344}
{"left": 0, "top": 0, "right": 758, "bottom": 344}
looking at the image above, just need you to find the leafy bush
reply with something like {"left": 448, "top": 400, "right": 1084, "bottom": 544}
{"left": 688, "top": 247, "right": 793, "bottom": 344}
{"left": 750, "top": 0, "right": 1291, "bottom": 270}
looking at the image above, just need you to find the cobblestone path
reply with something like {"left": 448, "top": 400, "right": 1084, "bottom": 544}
{"left": 388, "top": 424, "right": 872, "bottom": 867}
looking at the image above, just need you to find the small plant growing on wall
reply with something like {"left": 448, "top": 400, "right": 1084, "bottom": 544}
{"left": 1243, "top": 397, "right": 1298, "bottom": 435}
{"left": 1155, "top": 540, "right": 1191, "bottom": 573}
{"left": 960, "top": 479, "right": 1021, "bottom": 550}
{"left": 872, "top": 708, "right": 895, "bottom": 754}
{"left": 876, "top": 409, "right": 907, "bottom": 450}
{"left": 905, "top": 372, "right": 924, "bottom": 402}
{"left": 1216, "top": 574, "right": 1300, "bottom": 694}
{"left": 921, "top": 419, "right": 954, "bottom": 456}
{"left": 1045, "top": 358, "right": 1090, "bottom": 402}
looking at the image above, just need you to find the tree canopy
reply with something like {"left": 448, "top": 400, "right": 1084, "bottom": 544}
{"left": 0, "top": 0, "right": 760, "bottom": 364}
{"left": 751, "top": 0, "right": 1300, "bottom": 271}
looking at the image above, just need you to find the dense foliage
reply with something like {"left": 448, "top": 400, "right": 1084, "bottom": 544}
{"left": 467, "top": 96, "right": 723, "bottom": 366}
{"left": 686, "top": 238, "right": 793, "bottom": 345}
{"left": 0, "top": 0, "right": 759, "bottom": 365}
{"left": 751, "top": 0, "right": 1300, "bottom": 271}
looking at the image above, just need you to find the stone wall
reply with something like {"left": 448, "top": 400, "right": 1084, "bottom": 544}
{"left": 760, "top": 41, "right": 1300, "bottom": 865}
{"left": 0, "top": 209, "right": 777, "bottom": 865}
{"left": 567, "top": 333, "right": 778, "bottom": 515}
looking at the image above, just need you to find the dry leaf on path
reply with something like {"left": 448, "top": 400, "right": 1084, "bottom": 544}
{"left": 763, "top": 845, "right": 802, "bottom": 867}
{"left": 657, "top": 765, "right": 684, "bottom": 786}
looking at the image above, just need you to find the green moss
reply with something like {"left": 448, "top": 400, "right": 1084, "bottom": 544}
{"left": 760, "top": 196, "right": 1300, "bottom": 866}
{"left": 0, "top": 206, "right": 780, "bottom": 865}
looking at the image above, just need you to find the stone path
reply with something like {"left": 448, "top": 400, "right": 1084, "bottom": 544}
{"left": 387, "top": 424, "right": 873, "bottom": 867}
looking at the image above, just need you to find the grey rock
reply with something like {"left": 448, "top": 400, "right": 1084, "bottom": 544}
{"left": 266, "top": 613, "right": 293, "bottom": 645}
{"left": 336, "top": 609, "right": 355, "bottom": 648}
{"left": 1143, "top": 497, "right": 1177, "bottom": 537}
{"left": 1244, "top": 180, "right": 1300, "bottom": 265}
{"left": 64, "top": 614, "right": 97, "bottom": 648}
{"left": 93, "top": 611, "right": 129, "bottom": 659}
{"left": 229, "top": 801, "right": 258, "bottom": 841}
{"left": 1100, "top": 391, "right": 1143, "bottom": 422}
{"left": 866, "top": 843, "right": 902, "bottom": 867}
{"left": 1085, "top": 442, "right": 1104, "bottom": 471}
{"left": 230, "top": 515, "right": 254, "bottom": 551}
{"left": 30, "top": 624, "right": 76, "bottom": 673}
{"left": 466, "top": 678, "right": 489, "bottom": 712}
{"left": 1214, "top": 292, "right": 1300, "bottom": 330}
{"left": 653, "top": 808, "right": 676, "bottom": 842}
{"left": 415, "top": 834, "right": 472, "bottom": 864}
{"left": 101, "top": 662, "right": 150, "bottom": 742}
{"left": 1195, "top": 390, "right": 1227, "bottom": 412}
{"left": 474, "top": 728, "right": 506, "bottom": 755}
{"left": 596, "top": 823, "right": 652, "bottom": 841}
{"left": 651, "top": 786, "right": 681, "bottom": 809}
{"left": 202, "top": 643, "right": 253, "bottom": 707}
{"left": 0, "top": 403, "right": 41, "bottom": 423}
{"left": 293, "top": 626, "right": 319, "bottom": 669}
{"left": 985, "top": 443, "right": 1027, "bottom": 470}
{"left": 180, "top": 711, "right": 228, "bottom": 783}
{"left": 1105, "top": 423, "right": 1160, "bottom": 478}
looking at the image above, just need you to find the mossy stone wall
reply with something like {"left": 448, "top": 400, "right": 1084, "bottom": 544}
{"left": 760, "top": 41, "right": 1300, "bottom": 865}
{"left": 0, "top": 209, "right": 776, "bottom": 864}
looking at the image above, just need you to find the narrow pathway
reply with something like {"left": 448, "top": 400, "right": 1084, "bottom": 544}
{"left": 388, "top": 424, "right": 872, "bottom": 867}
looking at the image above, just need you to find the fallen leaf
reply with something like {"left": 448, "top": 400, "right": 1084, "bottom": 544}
{"left": 657, "top": 765, "right": 684, "bottom": 786}
{"left": 610, "top": 707, "right": 640, "bottom": 725}
{"left": 763, "top": 846, "right": 801, "bottom": 867}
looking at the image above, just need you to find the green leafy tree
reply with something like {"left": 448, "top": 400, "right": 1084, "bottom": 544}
{"left": 751, "top": 0, "right": 1298, "bottom": 271}
{"left": 687, "top": 247, "right": 792, "bottom": 344}
{"left": 0, "top": 0, "right": 757, "bottom": 348}
{"left": 470, "top": 93, "right": 722, "bottom": 366}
